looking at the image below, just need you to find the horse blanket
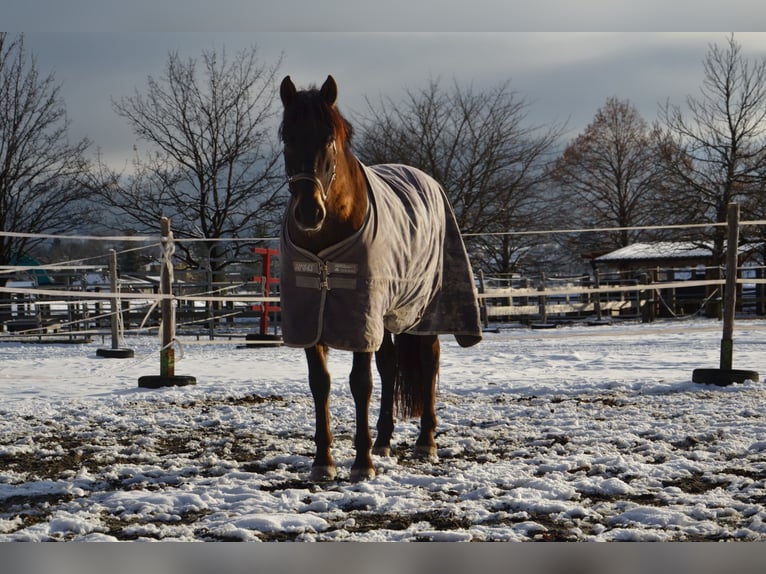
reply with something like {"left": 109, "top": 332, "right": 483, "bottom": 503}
{"left": 280, "top": 162, "right": 482, "bottom": 352}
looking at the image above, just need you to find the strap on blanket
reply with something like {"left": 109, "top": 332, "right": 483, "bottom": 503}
{"left": 293, "top": 261, "right": 359, "bottom": 291}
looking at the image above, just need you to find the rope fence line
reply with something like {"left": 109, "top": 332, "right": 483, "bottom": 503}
{"left": 0, "top": 286, "right": 280, "bottom": 303}
{"left": 476, "top": 278, "right": 766, "bottom": 299}
{"left": 462, "top": 221, "right": 727, "bottom": 237}
{"left": 3, "top": 217, "right": 766, "bottom": 345}
{"left": 0, "top": 292, "right": 759, "bottom": 345}
{"left": 0, "top": 230, "right": 278, "bottom": 243}
{"left": 6, "top": 218, "right": 766, "bottom": 244}
{"left": 4, "top": 276, "right": 764, "bottom": 307}
{"left": 0, "top": 274, "right": 756, "bottom": 339}
{"left": 0, "top": 231, "right": 158, "bottom": 242}
{"left": 0, "top": 243, "right": 163, "bottom": 276}
{"left": 8, "top": 314, "right": 766, "bottom": 346}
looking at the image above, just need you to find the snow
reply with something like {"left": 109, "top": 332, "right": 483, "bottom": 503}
{"left": 2, "top": 318, "right": 766, "bottom": 542}
{"left": 594, "top": 241, "right": 713, "bottom": 261}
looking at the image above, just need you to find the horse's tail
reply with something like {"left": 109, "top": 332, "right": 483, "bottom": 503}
{"left": 393, "top": 333, "right": 440, "bottom": 418}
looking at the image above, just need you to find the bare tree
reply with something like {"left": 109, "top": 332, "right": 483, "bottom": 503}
{"left": 658, "top": 34, "right": 766, "bottom": 264}
{"left": 550, "top": 97, "right": 665, "bottom": 255}
{"left": 357, "top": 78, "right": 564, "bottom": 275}
{"left": 0, "top": 33, "right": 91, "bottom": 267}
{"left": 102, "top": 46, "right": 285, "bottom": 275}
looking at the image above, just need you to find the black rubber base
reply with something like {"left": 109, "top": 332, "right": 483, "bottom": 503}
{"left": 587, "top": 319, "right": 612, "bottom": 326}
{"left": 96, "top": 348, "right": 135, "bottom": 358}
{"left": 243, "top": 333, "right": 283, "bottom": 348}
{"left": 530, "top": 323, "right": 557, "bottom": 330}
{"left": 692, "top": 368, "right": 760, "bottom": 387}
{"left": 138, "top": 375, "right": 197, "bottom": 389}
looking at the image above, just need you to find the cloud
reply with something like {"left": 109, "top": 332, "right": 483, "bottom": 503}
{"left": 8, "top": 30, "right": 766, "bottom": 170}
{"left": 7, "top": 1, "right": 766, "bottom": 32}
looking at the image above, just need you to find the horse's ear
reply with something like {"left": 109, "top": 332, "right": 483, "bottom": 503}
{"left": 320, "top": 75, "right": 337, "bottom": 106}
{"left": 280, "top": 76, "right": 296, "bottom": 107}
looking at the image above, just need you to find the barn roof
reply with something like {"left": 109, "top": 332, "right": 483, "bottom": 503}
{"left": 594, "top": 242, "right": 713, "bottom": 263}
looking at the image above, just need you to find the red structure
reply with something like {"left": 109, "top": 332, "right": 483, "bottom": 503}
{"left": 252, "top": 247, "right": 281, "bottom": 335}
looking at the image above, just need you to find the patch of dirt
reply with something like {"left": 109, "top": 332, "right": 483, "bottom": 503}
{"left": 662, "top": 472, "right": 730, "bottom": 494}
{"left": 2, "top": 391, "right": 766, "bottom": 542}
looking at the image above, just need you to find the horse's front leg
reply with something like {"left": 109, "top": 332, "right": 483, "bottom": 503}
{"left": 373, "top": 332, "right": 396, "bottom": 457}
{"left": 349, "top": 351, "right": 375, "bottom": 481}
{"left": 306, "top": 344, "right": 336, "bottom": 482}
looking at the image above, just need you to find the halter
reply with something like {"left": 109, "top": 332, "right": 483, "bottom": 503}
{"left": 286, "top": 140, "right": 337, "bottom": 201}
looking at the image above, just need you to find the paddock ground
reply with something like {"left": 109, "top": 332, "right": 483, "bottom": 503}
{"left": 1, "top": 319, "right": 766, "bottom": 541}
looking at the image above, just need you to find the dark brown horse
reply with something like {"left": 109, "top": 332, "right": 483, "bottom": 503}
{"left": 278, "top": 75, "right": 481, "bottom": 482}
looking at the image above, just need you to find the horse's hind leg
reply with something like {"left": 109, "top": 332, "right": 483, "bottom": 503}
{"left": 414, "top": 335, "right": 440, "bottom": 461}
{"left": 305, "top": 344, "right": 336, "bottom": 482}
{"left": 373, "top": 332, "right": 396, "bottom": 457}
{"left": 349, "top": 351, "right": 375, "bottom": 481}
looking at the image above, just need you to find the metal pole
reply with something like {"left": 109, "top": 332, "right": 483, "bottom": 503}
{"left": 720, "top": 203, "right": 739, "bottom": 371}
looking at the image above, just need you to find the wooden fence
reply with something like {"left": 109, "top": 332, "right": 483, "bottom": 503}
{"left": 476, "top": 274, "right": 766, "bottom": 326}
{"left": 4, "top": 272, "right": 765, "bottom": 342}
{"left": 0, "top": 276, "right": 278, "bottom": 342}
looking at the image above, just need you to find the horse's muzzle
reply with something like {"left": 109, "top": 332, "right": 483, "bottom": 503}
{"left": 292, "top": 196, "right": 326, "bottom": 231}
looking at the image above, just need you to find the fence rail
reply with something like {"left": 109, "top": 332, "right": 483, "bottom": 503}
{"left": 476, "top": 276, "right": 766, "bottom": 325}
{"left": 3, "top": 273, "right": 764, "bottom": 342}
{"left": 3, "top": 213, "right": 766, "bottom": 340}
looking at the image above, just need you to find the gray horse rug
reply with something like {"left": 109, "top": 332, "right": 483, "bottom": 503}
{"left": 280, "top": 162, "right": 482, "bottom": 352}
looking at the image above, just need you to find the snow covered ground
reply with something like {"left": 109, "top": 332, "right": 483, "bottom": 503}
{"left": 2, "top": 317, "right": 766, "bottom": 543}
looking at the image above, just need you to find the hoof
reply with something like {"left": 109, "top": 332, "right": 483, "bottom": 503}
{"left": 455, "top": 334, "right": 482, "bottom": 348}
{"left": 350, "top": 467, "right": 376, "bottom": 482}
{"left": 309, "top": 465, "right": 337, "bottom": 482}
{"left": 372, "top": 445, "right": 392, "bottom": 457}
{"left": 414, "top": 444, "right": 438, "bottom": 462}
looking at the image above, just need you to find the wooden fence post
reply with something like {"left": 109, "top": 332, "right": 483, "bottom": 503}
{"left": 593, "top": 268, "right": 602, "bottom": 321}
{"left": 138, "top": 217, "right": 197, "bottom": 388}
{"left": 720, "top": 203, "right": 739, "bottom": 371}
{"left": 532, "top": 272, "right": 555, "bottom": 329}
{"left": 160, "top": 217, "right": 175, "bottom": 377}
{"left": 96, "top": 249, "right": 134, "bottom": 358}
{"left": 478, "top": 269, "right": 488, "bottom": 328}
{"left": 693, "top": 203, "right": 759, "bottom": 386}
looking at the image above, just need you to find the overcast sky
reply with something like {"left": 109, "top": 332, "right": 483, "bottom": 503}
{"left": 6, "top": 2, "right": 766, "bottom": 170}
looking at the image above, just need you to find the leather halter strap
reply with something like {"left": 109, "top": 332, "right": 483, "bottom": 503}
{"left": 286, "top": 140, "right": 337, "bottom": 201}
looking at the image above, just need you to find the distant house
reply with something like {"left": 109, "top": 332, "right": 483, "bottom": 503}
{"left": 590, "top": 241, "right": 760, "bottom": 317}
{"left": 592, "top": 242, "right": 715, "bottom": 281}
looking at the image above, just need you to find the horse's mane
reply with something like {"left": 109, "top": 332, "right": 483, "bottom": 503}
{"left": 279, "top": 86, "right": 354, "bottom": 147}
